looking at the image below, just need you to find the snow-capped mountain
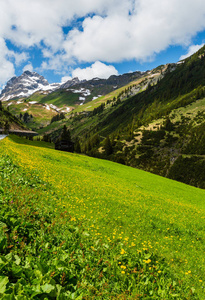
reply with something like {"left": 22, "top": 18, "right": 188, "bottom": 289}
{"left": 0, "top": 71, "right": 61, "bottom": 101}
{"left": 0, "top": 69, "right": 146, "bottom": 104}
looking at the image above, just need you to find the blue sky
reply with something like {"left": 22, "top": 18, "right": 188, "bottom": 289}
{"left": 1, "top": 0, "right": 205, "bottom": 87}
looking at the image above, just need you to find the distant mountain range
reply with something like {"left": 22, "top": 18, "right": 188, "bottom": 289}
{"left": 0, "top": 63, "right": 170, "bottom": 131}
{"left": 0, "top": 69, "right": 145, "bottom": 103}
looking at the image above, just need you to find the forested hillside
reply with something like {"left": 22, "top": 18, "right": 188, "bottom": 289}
{"left": 39, "top": 46, "right": 205, "bottom": 189}
{"left": 0, "top": 100, "right": 25, "bottom": 131}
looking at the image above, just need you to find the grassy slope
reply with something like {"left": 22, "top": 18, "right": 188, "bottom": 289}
{"left": 37, "top": 73, "right": 159, "bottom": 137}
{"left": 6, "top": 100, "right": 57, "bottom": 130}
{"left": 170, "top": 97, "right": 205, "bottom": 122}
{"left": 5, "top": 90, "right": 81, "bottom": 130}
{"left": 1, "top": 135, "right": 205, "bottom": 298}
{"left": 38, "top": 90, "right": 81, "bottom": 108}
{"left": 21, "top": 77, "right": 147, "bottom": 134}
{"left": 69, "top": 71, "right": 161, "bottom": 115}
{"left": 19, "top": 90, "right": 81, "bottom": 109}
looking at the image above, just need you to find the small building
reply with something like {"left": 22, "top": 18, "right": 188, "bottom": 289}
{"left": 55, "top": 139, "right": 74, "bottom": 152}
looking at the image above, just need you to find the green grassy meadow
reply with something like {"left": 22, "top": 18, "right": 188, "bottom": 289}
{"left": 71, "top": 77, "right": 147, "bottom": 114}
{"left": 7, "top": 101, "right": 57, "bottom": 130}
{"left": 0, "top": 136, "right": 205, "bottom": 299}
{"left": 38, "top": 91, "right": 81, "bottom": 108}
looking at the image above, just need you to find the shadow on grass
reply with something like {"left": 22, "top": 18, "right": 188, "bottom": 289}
{"left": 8, "top": 134, "right": 55, "bottom": 149}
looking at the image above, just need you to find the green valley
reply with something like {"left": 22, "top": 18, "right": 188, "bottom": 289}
{"left": 0, "top": 135, "right": 205, "bottom": 298}
{"left": 34, "top": 47, "right": 205, "bottom": 189}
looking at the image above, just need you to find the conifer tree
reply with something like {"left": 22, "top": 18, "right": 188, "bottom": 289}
{"left": 4, "top": 120, "right": 10, "bottom": 133}
{"left": 61, "top": 125, "right": 71, "bottom": 142}
{"left": 104, "top": 136, "right": 113, "bottom": 156}
{"left": 75, "top": 139, "right": 81, "bottom": 153}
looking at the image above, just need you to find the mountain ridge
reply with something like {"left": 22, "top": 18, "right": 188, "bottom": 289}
{"left": 0, "top": 71, "right": 61, "bottom": 101}
{"left": 0, "top": 69, "right": 147, "bottom": 104}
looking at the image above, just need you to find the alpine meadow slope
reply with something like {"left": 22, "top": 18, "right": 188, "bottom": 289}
{"left": 0, "top": 135, "right": 205, "bottom": 298}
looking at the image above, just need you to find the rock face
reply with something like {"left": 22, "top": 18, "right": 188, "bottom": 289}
{"left": 0, "top": 71, "right": 60, "bottom": 101}
{"left": 61, "top": 77, "right": 82, "bottom": 89}
{"left": 61, "top": 71, "right": 145, "bottom": 90}
{"left": 60, "top": 71, "right": 146, "bottom": 104}
{"left": 0, "top": 69, "right": 146, "bottom": 103}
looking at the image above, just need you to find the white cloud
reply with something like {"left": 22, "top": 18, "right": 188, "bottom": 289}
{"left": 60, "top": 61, "right": 118, "bottom": 82}
{"left": 9, "top": 51, "right": 29, "bottom": 66}
{"left": 71, "top": 61, "right": 118, "bottom": 80}
{"left": 0, "top": 60, "right": 15, "bottom": 87}
{"left": 179, "top": 44, "right": 205, "bottom": 60}
{"left": 0, "top": 0, "right": 112, "bottom": 50}
{"left": 1, "top": 0, "right": 205, "bottom": 83}
{"left": 62, "top": 0, "right": 205, "bottom": 65}
{"left": 23, "top": 63, "right": 34, "bottom": 73}
{"left": 61, "top": 76, "right": 72, "bottom": 83}
{"left": 0, "top": 38, "right": 15, "bottom": 86}
{"left": 39, "top": 0, "right": 205, "bottom": 72}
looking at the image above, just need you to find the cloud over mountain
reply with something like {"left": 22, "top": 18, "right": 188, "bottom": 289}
{"left": 1, "top": 0, "right": 205, "bottom": 86}
{"left": 71, "top": 61, "right": 118, "bottom": 80}
{"left": 179, "top": 44, "right": 205, "bottom": 60}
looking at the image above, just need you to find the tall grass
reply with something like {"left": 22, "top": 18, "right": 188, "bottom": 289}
{"left": 0, "top": 135, "right": 205, "bottom": 298}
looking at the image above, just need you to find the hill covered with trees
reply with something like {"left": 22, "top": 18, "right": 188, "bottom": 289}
{"left": 38, "top": 46, "right": 205, "bottom": 189}
{"left": 0, "top": 100, "right": 26, "bottom": 131}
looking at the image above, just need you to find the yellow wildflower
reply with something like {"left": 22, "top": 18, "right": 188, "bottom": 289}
{"left": 121, "top": 249, "right": 126, "bottom": 255}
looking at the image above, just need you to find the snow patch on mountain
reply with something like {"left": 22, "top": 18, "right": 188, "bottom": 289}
{"left": 71, "top": 88, "right": 91, "bottom": 96}
{"left": 0, "top": 71, "right": 61, "bottom": 101}
{"left": 79, "top": 96, "right": 85, "bottom": 101}
{"left": 92, "top": 95, "right": 102, "bottom": 101}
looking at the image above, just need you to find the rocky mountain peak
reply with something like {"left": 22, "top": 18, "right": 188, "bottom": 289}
{"left": 61, "top": 77, "right": 81, "bottom": 89}
{"left": 0, "top": 71, "right": 60, "bottom": 101}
